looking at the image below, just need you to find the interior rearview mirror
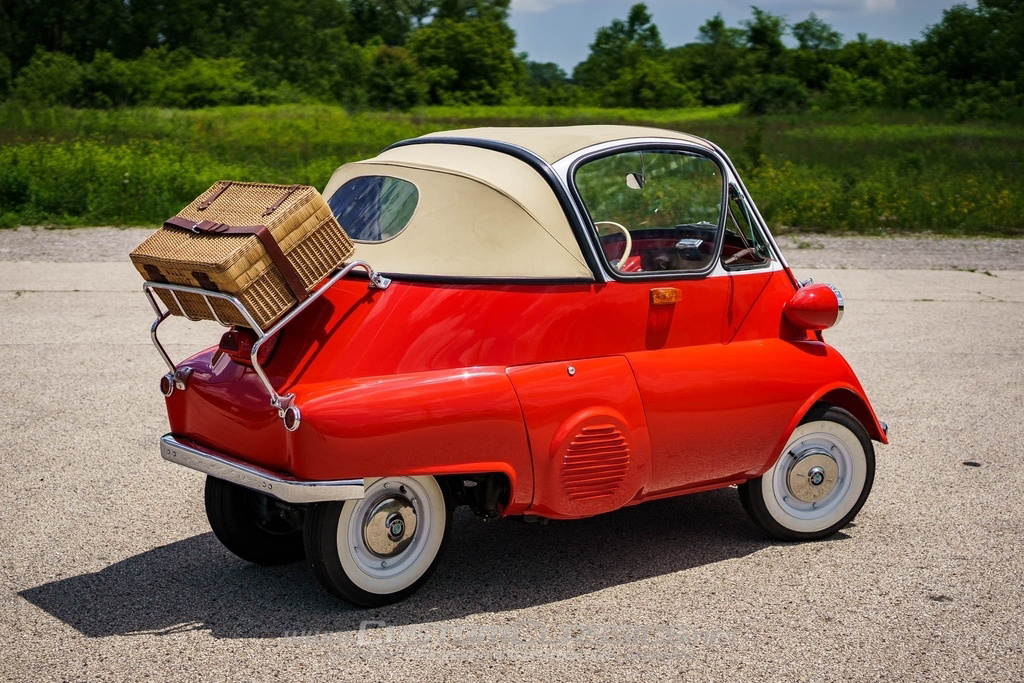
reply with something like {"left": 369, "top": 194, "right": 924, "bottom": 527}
{"left": 625, "top": 172, "right": 645, "bottom": 190}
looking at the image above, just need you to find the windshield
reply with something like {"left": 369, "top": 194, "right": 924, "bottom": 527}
{"left": 575, "top": 149, "right": 724, "bottom": 274}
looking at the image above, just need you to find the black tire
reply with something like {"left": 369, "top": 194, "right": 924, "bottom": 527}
{"left": 739, "top": 406, "right": 875, "bottom": 541}
{"left": 304, "top": 476, "right": 452, "bottom": 608}
{"left": 204, "top": 476, "right": 305, "bottom": 565}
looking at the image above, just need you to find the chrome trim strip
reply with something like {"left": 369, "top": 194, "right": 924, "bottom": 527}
{"left": 160, "top": 434, "right": 365, "bottom": 503}
{"left": 825, "top": 283, "right": 845, "bottom": 326}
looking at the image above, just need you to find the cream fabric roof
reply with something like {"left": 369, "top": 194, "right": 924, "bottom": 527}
{"left": 323, "top": 142, "right": 593, "bottom": 279}
{"left": 323, "top": 126, "right": 713, "bottom": 279}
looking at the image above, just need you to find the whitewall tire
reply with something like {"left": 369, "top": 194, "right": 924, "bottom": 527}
{"left": 304, "top": 476, "right": 451, "bottom": 607}
{"left": 739, "top": 406, "right": 875, "bottom": 541}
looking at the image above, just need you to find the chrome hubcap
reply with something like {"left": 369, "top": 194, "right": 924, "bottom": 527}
{"left": 362, "top": 495, "right": 417, "bottom": 558}
{"left": 786, "top": 449, "right": 840, "bottom": 503}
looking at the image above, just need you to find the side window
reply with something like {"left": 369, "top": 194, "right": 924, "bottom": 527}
{"left": 722, "top": 186, "right": 774, "bottom": 269}
{"left": 574, "top": 149, "right": 723, "bottom": 275}
{"left": 327, "top": 176, "right": 418, "bottom": 243}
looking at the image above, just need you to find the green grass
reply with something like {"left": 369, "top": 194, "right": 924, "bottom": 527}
{"left": 1, "top": 103, "right": 1022, "bottom": 235}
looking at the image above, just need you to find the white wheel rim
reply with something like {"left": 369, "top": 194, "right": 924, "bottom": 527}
{"left": 337, "top": 476, "right": 446, "bottom": 595}
{"left": 762, "top": 419, "right": 867, "bottom": 534}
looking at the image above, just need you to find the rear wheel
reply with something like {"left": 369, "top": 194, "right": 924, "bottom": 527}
{"left": 204, "top": 476, "right": 305, "bottom": 565}
{"left": 739, "top": 406, "right": 875, "bottom": 541}
{"left": 304, "top": 476, "right": 451, "bottom": 607}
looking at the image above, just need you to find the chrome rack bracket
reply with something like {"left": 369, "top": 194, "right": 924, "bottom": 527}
{"left": 143, "top": 260, "right": 389, "bottom": 431}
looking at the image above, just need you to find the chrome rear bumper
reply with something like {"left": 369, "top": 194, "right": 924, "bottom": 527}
{"left": 160, "top": 434, "right": 365, "bottom": 504}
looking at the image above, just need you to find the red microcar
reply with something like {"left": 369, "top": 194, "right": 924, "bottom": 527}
{"left": 145, "top": 126, "right": 888, "bottom": 607}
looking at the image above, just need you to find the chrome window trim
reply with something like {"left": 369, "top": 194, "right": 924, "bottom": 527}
{"left": 553, "top": 138, "right": 785, "bottom": 282}
{"left": 328, "top": 174, "right": 421, "bottom": 245}
{"left": 700, "top": 138, "right": 790, "bottom": 273}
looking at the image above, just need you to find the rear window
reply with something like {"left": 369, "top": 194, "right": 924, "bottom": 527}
{"left": 327, "top": 175, "right": 418, "bottom": 243}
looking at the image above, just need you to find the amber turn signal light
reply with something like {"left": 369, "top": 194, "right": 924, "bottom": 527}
{"left": 650, "top": 287, "right": 682, "bottom": 305}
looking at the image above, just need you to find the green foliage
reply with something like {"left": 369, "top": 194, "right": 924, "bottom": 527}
{"left": 792, "top": 13, "right": 842, "bottom": 52}
{"left": 742, "top": 6, "right": 787, "bottom": 72}
{"left": 0, "top": 139, "right": 249, "bottom": 224}
{"left": 147, "top": 54, "right": 269, "bottom": 108}
{"left": 573, "top": 3, "right": 695, "bottom": 109}
{"left": 4, "top": 0, "right": 1024, "bottom": 120}
{"left": 11, "top": 51, "right": 87, "bottom": 106}
{"left": 1, "top": 104, "right": 1021, "bottom": 236}
{"left": 822, "top": 66, "right": 884, "bottom": 110}
{"left": 434, "top": 0, "right": 510, "bottom": 22}
{"left": 573, "top": 3, "right": 665, "bottom": 90}
{"left": 598, "top": 57, "right": 698, "bottom": 109}
{"left": 742, "top": 75, "right": 810, "bottom": 115}
{"left": 407, "top": 18, "right": 517, "bottom": 104}
{"left": 366, "top": 45, "right": 426, "bottom": 110}
{"left": 0, "top": 53, "right": 12, "bottom": 98}
{"left": 347, "top": 0, "right": 413, "bottom": 45}
{"left": 520, "top": 60, "right": 581, "bottom": 106}
{"left": 8, "top": 48, "right": 289, "bottom": 108}
{"left": 676, "top": 14, "right": 747, "bottom": 105}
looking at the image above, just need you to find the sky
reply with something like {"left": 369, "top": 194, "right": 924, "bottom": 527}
{"left": 508, "top": 0, "right": 974, "bottom": 71}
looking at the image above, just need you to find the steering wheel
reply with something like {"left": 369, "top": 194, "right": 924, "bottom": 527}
{"left": 595, "top": 221, "right": 632, "bottom": 270}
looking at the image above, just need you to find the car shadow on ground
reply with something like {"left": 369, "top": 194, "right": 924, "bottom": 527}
{"left": 21, "top": 488, "right": 787, "bottom": 639}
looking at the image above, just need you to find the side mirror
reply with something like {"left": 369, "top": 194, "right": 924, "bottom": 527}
{"left": 784, "top": 283, "right": 844, "bottom": 330}
{"left": 625, "top": 172, "right": 645, "bottom": 190}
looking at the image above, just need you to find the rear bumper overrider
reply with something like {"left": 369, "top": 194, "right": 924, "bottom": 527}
{"left": 160, "top": 434, "right": 365, "bottom": 503}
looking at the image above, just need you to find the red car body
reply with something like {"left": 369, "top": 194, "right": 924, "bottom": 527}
{"left": 148, "top": 126, "right": 887, "bottom": 606}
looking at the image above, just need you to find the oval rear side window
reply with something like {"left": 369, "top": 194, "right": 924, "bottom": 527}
{"left": 327, "top": 176, "right": 418, "bottom": 243}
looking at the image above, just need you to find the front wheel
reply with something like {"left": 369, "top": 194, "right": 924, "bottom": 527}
{"left": 739, "top": 406, "right": 875, "bottom": 541}
{"left": 304, "top": 476, "right": 451, "bottom": 607}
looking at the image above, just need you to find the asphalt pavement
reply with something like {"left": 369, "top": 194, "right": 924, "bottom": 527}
{"left": 1, "top": 228, "right": 1022, "bottom": 681}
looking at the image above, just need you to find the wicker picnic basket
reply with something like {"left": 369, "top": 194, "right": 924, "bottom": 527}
{"left": 130, "top": 181, "right": 354, "bottom": 329}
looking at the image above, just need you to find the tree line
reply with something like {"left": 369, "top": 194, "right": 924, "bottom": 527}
{"left": 1, "top": 0, "right": 1021, "bottom": 117}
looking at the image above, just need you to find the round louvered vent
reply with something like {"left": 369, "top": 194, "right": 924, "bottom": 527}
{"left": 560, "top": 423, "right": 630, "bottom": 500}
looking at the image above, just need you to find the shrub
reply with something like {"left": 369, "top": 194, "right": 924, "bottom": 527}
{"left": 741, "top": 75, "right": 810, "bottom": 115}
{"left": 0, "top": 53, "right": 11, "bottom": 99}
{"left": 821, "top": 66, "right": 884, "bottom": 111}
{"left": 81, "top": 51, "right": 141, "bottom": 108}
{"left": 148, "top": 55, "right": 266, "bottom": 108}
{"left": 598, "top": 57, "right": 699, "bottom": 109}
{"left": 366, "top": 46, "right": 426, "bottom": 111}
{"left": 11, "top": 51, "right": 86, "bottom": 106}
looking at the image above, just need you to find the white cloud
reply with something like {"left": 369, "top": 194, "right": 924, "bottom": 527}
{"left": 512, "top": 0, "right": 586, "bottom": 14}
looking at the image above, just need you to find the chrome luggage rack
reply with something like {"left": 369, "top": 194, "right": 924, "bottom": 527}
{"left": 143, "top": 260, "right": 391, "bottom": 431}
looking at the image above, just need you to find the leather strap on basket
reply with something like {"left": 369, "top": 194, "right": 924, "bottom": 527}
{"left": 263, "top": 185, "right": 301, "bottom": 217}
{"left": 196, "top": 182, "right": 232, "bottom": 211}
{"left": 164, "top": 216, "right": 308, "bottom": 302}
{"left": 142, "top": 264, "right": 168, "bottom": 283}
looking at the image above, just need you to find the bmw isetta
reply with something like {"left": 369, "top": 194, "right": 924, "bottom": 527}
{"left": 145, "top": 126, "right": 888, "bottom": 607}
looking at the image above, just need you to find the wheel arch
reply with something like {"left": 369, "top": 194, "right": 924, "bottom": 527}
{"left": 752, "top": 383, "right": 887, "bottom": 480}
{"left": 404, "top": 466, "right": 518, "bottom": 516}
{"left": 812, "top": 388, "right": 887, "bottom": 443}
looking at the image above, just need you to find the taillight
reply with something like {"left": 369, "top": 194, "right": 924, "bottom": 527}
{"left": 219, "top": 327, "right": 277, "bottom": 366}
